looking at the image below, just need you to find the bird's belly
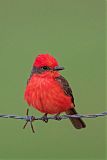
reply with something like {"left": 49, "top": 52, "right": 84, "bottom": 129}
{"left": 24, "top": 76, "right": 72, "bottom": 114}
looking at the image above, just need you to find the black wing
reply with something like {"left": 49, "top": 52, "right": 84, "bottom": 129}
{"left": 55, "top": 75, "right": 75, "bottom": 106}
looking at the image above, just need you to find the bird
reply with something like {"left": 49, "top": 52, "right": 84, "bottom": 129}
{"left": 24, "top": 53, "right": 86, "bottom": 132}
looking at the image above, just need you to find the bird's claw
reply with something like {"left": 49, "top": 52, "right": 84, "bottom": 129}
{"left": 41, "top": 113, "right": 48, "bottom": 123}
{"left": 54, "top": 113, "right": 61, "bottom": 120}
{"left": 23, "top": 108, "right": 35, "bottom": 133}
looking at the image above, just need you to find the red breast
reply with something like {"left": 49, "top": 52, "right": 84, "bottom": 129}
{"left": 24, "top": 71, "right": 72, "bottom": 114}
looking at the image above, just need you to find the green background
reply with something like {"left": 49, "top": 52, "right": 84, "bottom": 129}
{"left": 0, "top": 0, "right": 106, "bottom": 159}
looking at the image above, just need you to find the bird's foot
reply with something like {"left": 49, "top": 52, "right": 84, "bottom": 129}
{"left": 54, "top": 113, "right": 61, "bottom": 120}
{"left": 23, "top": 108, "right": 35, "bottom": 133}
{"left": 41, "top": 113, "right": 48, "bottom": 123}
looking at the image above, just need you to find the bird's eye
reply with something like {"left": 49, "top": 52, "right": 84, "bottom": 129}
{"left": 42, "top": 66, "right": 50, "bottom": 70}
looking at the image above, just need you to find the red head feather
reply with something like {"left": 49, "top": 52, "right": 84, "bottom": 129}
{"left": 33, "top": 54, "right": 58, "bottom": 68}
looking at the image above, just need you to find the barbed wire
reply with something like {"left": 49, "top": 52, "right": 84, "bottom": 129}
{"left": 0, "top": 111, "right": 107, "bottom": 120}
{"left": 0, "top": 109, "right": 107, "bottom": 133}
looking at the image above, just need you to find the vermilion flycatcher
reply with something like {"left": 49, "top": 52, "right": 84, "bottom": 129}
{"left": 24, "top": 54, "right": 86, "bottom": 130}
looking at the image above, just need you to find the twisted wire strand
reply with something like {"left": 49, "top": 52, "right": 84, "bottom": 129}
{"left": 0, "top": 111, "right": 107, "bottom": 121}
{"left": 0, "top": 111, "right": 107, "bottom": 133}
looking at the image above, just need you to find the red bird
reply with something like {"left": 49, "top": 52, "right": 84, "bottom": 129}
{"left": 24, "top": 54, "right": 86, "bottom": 131}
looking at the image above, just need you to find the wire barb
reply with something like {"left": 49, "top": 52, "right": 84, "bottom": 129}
{"left": 23, "top": 109, "right": 35, "bottom": 133}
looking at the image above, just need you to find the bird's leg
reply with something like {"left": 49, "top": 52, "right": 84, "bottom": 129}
{"left": 54, "top": 113, "right": 61, "bottom": 120}
{"left": 23, "top": 108, "right": 35, "bottom": 133}
{"left": 41, "top": 113, "right": 48, "bottom": 123}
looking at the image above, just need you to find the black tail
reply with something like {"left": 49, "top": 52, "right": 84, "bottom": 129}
{"left": 66, "top": 108, "right": 86, "bottom": 129}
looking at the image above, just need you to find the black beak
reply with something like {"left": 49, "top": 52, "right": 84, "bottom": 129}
{"left": 53, "top": 66, "right": 64, "bottom": 71}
